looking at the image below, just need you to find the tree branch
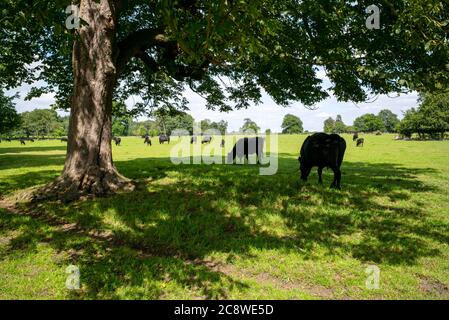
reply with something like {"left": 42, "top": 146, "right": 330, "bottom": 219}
{"left": 116, "top": 28, "right": 177, "bottom": 75}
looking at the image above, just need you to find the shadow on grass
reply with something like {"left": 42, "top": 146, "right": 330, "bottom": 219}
{"left": 1, "top": 155, "right": 447, "bottom": 299}
{"left": 0, "top": 146, "right": 67, "bottom": 155}
{"left": 0, "top": 170, "right": 61, "bottom": 196}
{"left": 0, "top": 154, "right": 65, "bottom": 171}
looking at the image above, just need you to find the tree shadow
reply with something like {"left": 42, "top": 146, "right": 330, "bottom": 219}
{"left": 0, "top": 154, "right": 65, "bottom": 171}
{"left": 1, "top": 154, "right": 447, "bottom": 298}
{"left": 0, "top": 146, "right": 67, "bottom": 155}
{"left": 0, "top": 170, "right": 61, "bottom": 196}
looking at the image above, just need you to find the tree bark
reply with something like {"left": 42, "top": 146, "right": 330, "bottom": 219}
{"left": 39, "top": 0, "right": 133, "bottom": 201}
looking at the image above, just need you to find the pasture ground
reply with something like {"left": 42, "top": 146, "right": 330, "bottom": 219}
{"left": 0, "top": 134, "right": 448, "bottom": 299}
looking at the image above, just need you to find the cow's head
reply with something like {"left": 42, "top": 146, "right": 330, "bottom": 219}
{"left": 298, "top": 156, "right": 310, "bottom": 181}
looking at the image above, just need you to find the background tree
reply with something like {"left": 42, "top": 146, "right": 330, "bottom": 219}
{"left": 112, "top": 101, "right": 132, "bottom": 137}
{"left": 2, "top": 1, "right": 448, "bottom": 198}
{"left": 129, "top": 120, "right": 158, "bottom": 137}
{"left": 212, "top": 120, "right": 228, "bottom": 135}
{"left": 159, "top": 111, "right": 194, "bottom": 136}
{"left": 323, "top": 117, "right": 336, "bottom": 134}
{"left": 333, "top": 115, "right": 347, "bottom": 134}
{"left": 378, "top": 109, "right": 400, "bottom": 133}
{"left": 200, "top": 119, "right": 212, "bottom": 132}
{"left": 0, "top": 90, "right": 20, "bottom": 136}
{"left": 240, "top": 118, "right": 260, "bottom": 134}
{"left": 353, "top": 114, "right": 386, "bottom": 133}
{"left": 398, "top": 93, "right": 449, "bottom": 139}
{"left": 20, "top": 109, "right": 62, "bottom": 138}
{"left": 200, "top": 119, "right": 228, "bottom": 135}
{"left": 281, "top": 114, "right": 303, "bottom": 134}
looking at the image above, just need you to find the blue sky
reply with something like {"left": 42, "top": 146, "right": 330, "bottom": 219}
{"left": 9, "top": 74, "right": 419, "bottom": 132}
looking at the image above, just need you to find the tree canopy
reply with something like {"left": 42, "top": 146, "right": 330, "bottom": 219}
{"left": 240, "top": 118, "right": 260, "bottom": 134}
{"left": 397, "top": 93, "right": 449, "bottom": 139}
{"left": 200, "top": 119, "right": 228, "bottom": 135}
{"left": 281, "top": 114, "right": 304, "bottom": 134}
{"left": 323, "top": 115, "right": 347, "bottom": 133}
{"left": 20, "top": 109, "right": 65, "bottom": 137}
{"left": 353, "top": 113, "right": 386, "bottom": 132}
{"left": 2, "top": 0, "right": 448, "bottom": 113}
{"left": 0, "top": 89, "right": 20, "bottom": 136}
{"left": 378, "top": 109, "right": 400, "bottom": 132}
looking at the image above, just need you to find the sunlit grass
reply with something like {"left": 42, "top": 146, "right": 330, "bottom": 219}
{"left": 1, "top": 134, "right": 448, "bottom": 299}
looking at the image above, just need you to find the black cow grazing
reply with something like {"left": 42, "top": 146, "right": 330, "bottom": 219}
{"left": 29, "top": 138, "right": 35, "bottom": 142}
{"left": 356, "top": 138, "right": 365, "bottom": 147}
{"left": 112, "top": 136, "right": 121, "bottom": 146}
{"left": 298, "top": 133, "right": 346, "bottom": 189}
{"left": 220, "top": 139, "right": 225, "bottom": 148}
{"left": 20, "top": 138, "right": 26, "bottom": 145}
{"left": 144, "top": 136, "right": 152, "bottom": 146}
{"left": 6, "top": 138, "right": 11, "bottom": 142}
{"left": 353, "top": 133, "right": 359, "bottom": 141}
{"left": 61, "top": 137, "right": 68, "bottom": 142}
{"left": 202, "top": 135, "right": 212, "bottom": 144}
{"left": 191, "top": 136, "right": 197, "bottom": 144}
{"left": 375, "top": 131, "right": 382, "bottom": 136}
{"left": 227, "top": 137, "right": 264, "bottom": 164}
{"left": 159, "top": 135, "right": 170, "bottom": 144}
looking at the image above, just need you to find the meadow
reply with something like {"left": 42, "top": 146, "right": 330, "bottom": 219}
{"left": 0, "top": 134, "right": 448, "bottom": 299}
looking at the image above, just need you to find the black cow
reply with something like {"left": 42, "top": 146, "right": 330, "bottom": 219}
{"left": 159, "top": 135, "right": 170, "bottom": 144}
{"left": 220, "top": 139, "right": 225, "bottom": 148}
{"left": 6, "top": 138, "right": 11, "bottom": 142}
{"left": 227, "top": 137, "right": 264, "bottom": 164}
{"left": 29, "top": 138, "right": 35, "bottom": 142}
{"left": 61, "top": 137, "right": 68, "bottom": 142}
{"left": 20, "top": 138, "right": 26, "bottom": 145}
{"left": 144, "top": 136, "right": 152, "bottom": 146}
{"left": 356, "top": 138, "right": 364, "bottom": 147}
{"left": 112, "top": 136, "right": 121, "bottom": 146}
{"left": 191, "top": 136, "right": 197, "bottom": 144}
{"left": 298, "top": 133, "right": 346, "bottom": 189}
{"left": 202, "top": 135, "right": 212, "bottom": 144}
{"left": 352, "top": 133, "right": 359, "bottom": 141}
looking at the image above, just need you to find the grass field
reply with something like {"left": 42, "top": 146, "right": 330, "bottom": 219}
{"left": 0, "top": 134, "right": 448, "bottom": 299}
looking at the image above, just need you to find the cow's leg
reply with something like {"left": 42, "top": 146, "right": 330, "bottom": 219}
{"left": 330, "top": 167, "right": 342, "bottom": 189}
{"left": 317, "top": 167, "right": 323, "bottom": 184}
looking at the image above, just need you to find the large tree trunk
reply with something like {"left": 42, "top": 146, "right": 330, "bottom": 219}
{"left": 40, "top": 0, "right": 133, "bottom": 201}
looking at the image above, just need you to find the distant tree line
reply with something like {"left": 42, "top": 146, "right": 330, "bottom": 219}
{"left": 397, "top": 93, "right": 449, "bottom": 139}
{"left": 322, "top": 110, "right": 400, "bottom": 134}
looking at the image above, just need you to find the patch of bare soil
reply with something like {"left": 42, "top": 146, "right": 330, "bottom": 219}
{"left": 419, "top": 276, "right": 449, "bottom": 298}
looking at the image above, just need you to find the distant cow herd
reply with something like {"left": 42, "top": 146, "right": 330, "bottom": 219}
{"left": 3, "top": 131, "right": 387, "bottom": 190}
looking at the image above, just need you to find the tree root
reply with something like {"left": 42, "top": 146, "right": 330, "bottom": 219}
{"left": 33, "top": 167, "right": 135, "bottom": 203}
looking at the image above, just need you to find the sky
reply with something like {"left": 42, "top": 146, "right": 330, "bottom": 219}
{"left": 8, "top": 73, "right": 419, "bottom": 133}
